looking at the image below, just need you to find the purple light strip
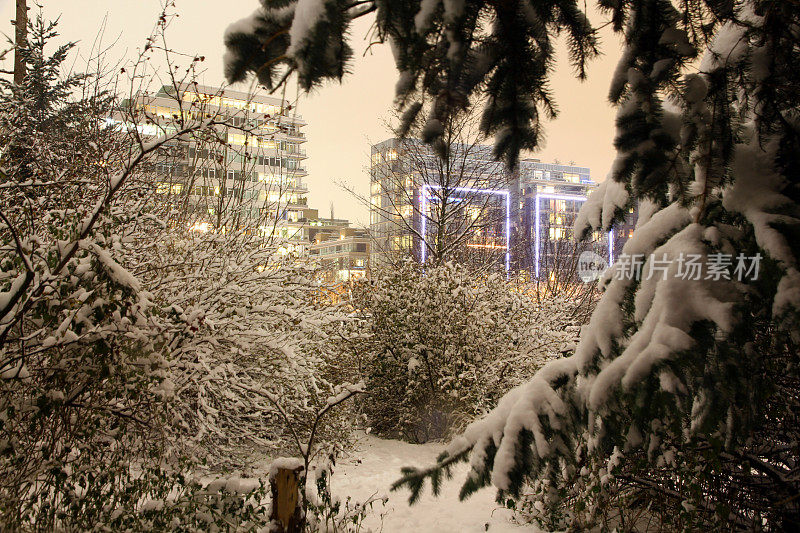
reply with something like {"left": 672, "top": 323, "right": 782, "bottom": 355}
{"left": 505, "top": 192, "right": 511, "bottom": 275}
{"left": 534, "top": 195, "right": 542, "bottom": 278}
{"left": 608, "top": 228, "right": 615, "bottom": 266}
{"left": 533, "top": 193, "right": 611, "bottom": 280}
{"left": 420, "top": 185, "right": 429, "bottom": 264}
{"left": 534, "top": 194, "right": 589, "bottom": 279}
{"left": 417, "top": 184, "right": 511, "bottom": 273}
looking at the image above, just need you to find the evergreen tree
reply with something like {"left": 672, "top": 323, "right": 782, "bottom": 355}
{"left": 225, "top": 0, "right": 800, "bottom": 529}
{"left": 223, "top": 0, "right": 598, "bottom": 168}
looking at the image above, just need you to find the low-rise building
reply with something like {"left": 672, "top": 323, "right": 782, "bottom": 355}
{"left": 308, "top": 227, "right": 370, "bottom": 283}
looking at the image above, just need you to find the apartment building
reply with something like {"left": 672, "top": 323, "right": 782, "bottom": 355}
{"left": 516, "top": 159, "right": 612, "bottom": 278}
{"left": 117, "top": 84, "right": 310, "bottom": 250}
{"left": 369, "top": 139, "right": 627, "bottom": 279}
{"left": 369, "top": 137, "right": 510, "bottom": 271}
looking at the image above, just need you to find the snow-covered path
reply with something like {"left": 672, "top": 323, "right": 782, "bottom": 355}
{"left": 329, "top": 433, "right": 536, "bottom": 532}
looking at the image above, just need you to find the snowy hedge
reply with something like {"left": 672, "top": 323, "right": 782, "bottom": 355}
{"left": 344, "top": 261, "right": 585, "bottom": 443}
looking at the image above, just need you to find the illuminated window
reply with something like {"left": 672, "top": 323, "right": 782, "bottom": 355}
{"left": 391, "top": 235, "right": 412, "bottom": 250}
{"left": 228, "top": 133, "right": 247, "bottom": 145}
{"left": 386, "top": 149, "right": 398, "bottom": 161}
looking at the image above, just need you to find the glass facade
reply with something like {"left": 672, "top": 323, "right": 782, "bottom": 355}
{"left": 119, "top": 84, "right": 309, "bottom": 239}
{"left": 369, "top": 139, "right": 637, "bottom": 279}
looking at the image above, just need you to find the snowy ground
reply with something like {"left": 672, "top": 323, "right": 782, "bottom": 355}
{"left": 327, "top": 433, "right": 536, "bottom": 532}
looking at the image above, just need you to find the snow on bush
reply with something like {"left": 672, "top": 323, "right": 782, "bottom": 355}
{"left": 0, "top": 12, "right": 350, "bottom": 529}
{"left": 344, "top": 260, "right": 585, "bottom": 444}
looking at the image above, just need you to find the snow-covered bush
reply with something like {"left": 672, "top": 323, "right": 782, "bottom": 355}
{"left": 0, "top": 11, "right": 335, "bottom": 529}
{"left": 0, "top": 16, "right": 188, "bottom": 529}
{"left": 117, "top": 221, "right": 354, "bottom": 468}
{"left": 345, "top": 261, "right": 583, "bottom": 443}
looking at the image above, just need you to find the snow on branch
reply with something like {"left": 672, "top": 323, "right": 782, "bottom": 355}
{"left": 574, "top": 178, "right": 630, "bottom": 239}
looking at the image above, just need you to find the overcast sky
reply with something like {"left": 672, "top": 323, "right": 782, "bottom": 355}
{"left": 0, "top": 0, "right": 623, "bottom": 227}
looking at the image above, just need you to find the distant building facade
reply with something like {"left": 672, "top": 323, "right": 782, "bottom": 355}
{"left": 308, "top": 227, "right": 371, "bottom": 284}
{"left": 369, "top": 138, "right": 510, "bottom": 271}
{"left": 118, "top": 84, "right": 310, "bottom": 252}
{"left": 117, "top": 84, "right": 375, "bottom": 281}
{"left": 516, "top": 159, "right": 613, "bottom": 279}
{"left": 369, "top": 139, "right": 628, "bottom": 279}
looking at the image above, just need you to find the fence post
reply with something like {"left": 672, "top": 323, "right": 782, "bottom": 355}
{"left": 270, "top": 463, "right": 304, "bottom": 532}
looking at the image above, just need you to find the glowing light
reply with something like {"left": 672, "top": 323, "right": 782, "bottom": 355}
{"left": 189, "top": 221, "right": 212, "bottom": 233}
{"left": 419, "top": 185, "right": 511, "bottom": 274}
{"left": 609, "top": 228, "right": 615, "bottom": 265}
{"left": 466, "top": 243, "right": 507, "bottom": 249}
{"left": 533, "top": 193, "right": 613, "bottom": 279}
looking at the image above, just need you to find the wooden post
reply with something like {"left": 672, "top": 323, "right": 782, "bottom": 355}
{"left": 13, "top": 0, "right": 27, "bottom": 85}
{"left": 270, "top": 464, "right": 304, "bottom": 532}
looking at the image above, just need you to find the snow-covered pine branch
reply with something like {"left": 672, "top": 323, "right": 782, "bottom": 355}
{"left": 392, "top": 3, "right": 800, "bottom": 529}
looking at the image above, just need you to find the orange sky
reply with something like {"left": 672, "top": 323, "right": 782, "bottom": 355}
{"left": 1, "top": 0, "right": 623, "bottom": 226}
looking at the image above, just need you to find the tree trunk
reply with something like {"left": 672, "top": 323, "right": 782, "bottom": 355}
{"left": 270, "top": 465, "right": 304, "bottom": 532}
{"left": 14, "top": 0, "right": 26, "bottom": 85}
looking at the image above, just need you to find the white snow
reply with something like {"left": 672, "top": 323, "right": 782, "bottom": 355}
{"left": 0, "top": 272, "right": 28, "bottom": 315}
{"left": 224, "top": 7, "right": 263, "bottom": 40}
{"left": 415, "top": 0, "right": 442, "bottom": 33}
{"left": 573, "top": 177, "right": 629, "bottom": 236}
{"left": 635, "top": 199, "right": 660, "bottom": 228}
{"left": 269, "top": 457, "right": 304, "bottom": 480}
{"left": 288, "top": 0, "right": 328, "bottom": 58}
{"left": 724, "top": 137, "right": 800, "bottom": 316}
{"left": 324, "top": 381, "right": 366, "bottom": 407}
{"left": 329, "top": 433, "right": 532, "bottom": 532}
{"left": 590, "top": 226, "right": 735, "bottom": 408}
{"left": 700, "top": 22, "right": 748, "bottom": 72}
{"left": 89, "top": 244, "right": 142, "bottom": 291}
